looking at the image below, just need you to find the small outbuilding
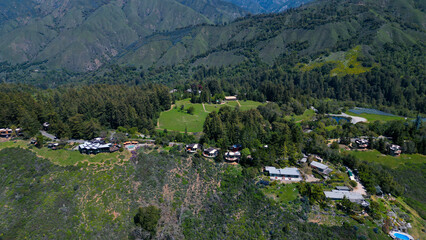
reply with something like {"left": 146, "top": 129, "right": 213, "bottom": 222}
{"left": 185, "top": 143, "right": 201, "bottom": 153}
{"left": 310, "top": 161, "right": 332, "bottom": 175}
{"left": 203, "top": 148, "right": 218, "bottom": 158}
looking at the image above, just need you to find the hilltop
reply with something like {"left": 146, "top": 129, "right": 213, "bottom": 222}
{"left": 0, "top": 0, "right": 424, "bottom": 74}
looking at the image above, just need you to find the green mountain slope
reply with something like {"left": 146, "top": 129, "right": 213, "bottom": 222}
{"left": 0, "top": 147, "right": 390, "bottom": 239}
{"left": 0, "top": 0, "right": 245, "bottom": 72}
{"left": 116, "top": 0, "right": 425, "bottom": 69}
{"left": 223, "top": 0, "right": 313, "bottom": 13}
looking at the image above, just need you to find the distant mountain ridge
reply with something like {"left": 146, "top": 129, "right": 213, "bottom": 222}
{"left": 222, "top": 0, "right": 313, "bottom": 13}
{"left": 0, "top": 0, "right": 245, "bottom": 72}
{"left": 0, "top": 0, "right": 424, "bottom": 74}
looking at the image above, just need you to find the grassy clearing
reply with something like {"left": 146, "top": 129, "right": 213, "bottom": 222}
{"left": 299, "top": 46, "right": 374, "bottom": 76}
{"left": 262, "top": 183, "right": 299, "bottom": 203}
{"left": 344, "top": 111, "right": 407, "bottom": 122}
{"left": 159, "top": 99, "right": 209, "bottom": 132}
{"left": 346, "top": 150, "right": 425, "bottom": 169}
{"left": 284, "top": 109, "right": 316, "bottom": 122}
{"left": 159, "top": 99, "right": 264, "bottom": 132}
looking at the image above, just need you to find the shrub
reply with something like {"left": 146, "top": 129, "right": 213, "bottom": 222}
{"left": 134, "top": 205, "right": 161, "bottom": 236}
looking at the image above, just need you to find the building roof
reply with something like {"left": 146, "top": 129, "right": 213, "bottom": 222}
{"left": 225, "top": 96, "right": 237, "bottom": 100}
{"left": 265, "top": 166, "right": 301, "bottom": 176}
{"left": 204, "top": 148, "right": 217, "bottom": 153}
{"left": 280, "top": 167, "right": 300, "bottom": 176}
{"left": 79, "top": 141, "right": 112, "bottom": 150}
{"left": 186, "top": 143, "right": 199, "bottom": 149}
{"left": 265, "top": 166, "right": 280, "bottom": 175}
{"left": 324, "top": 190, "right": 364, "bottom": 201}
{"left": 310, "top": 161, "right": 329, "bottom": 170}
{"left": 389, "top": 144, "right": 401, "bottom": 150}
{"left": 336, "top": 186, "right": 350, "bottom": 191}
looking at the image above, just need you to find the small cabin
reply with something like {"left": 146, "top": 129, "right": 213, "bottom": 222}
{"left": 224, "top": 151, "right": 241, "bottom": 162}
{"left": 203, "top": 148, "right": 218, "bottom": 158}
{"left": 310, "top": 161, "right": 332, "bottom": 175}
{"left": 388, "top": 144, "right": 402, "bottom": 156}
{"left": 185, "top": 143, "right": 201, "bottom": 153}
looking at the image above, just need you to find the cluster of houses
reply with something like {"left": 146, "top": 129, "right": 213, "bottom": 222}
{"left": 185, "top": 143, "right": 242, "bottom": 162}
{"left": 0, "top": 128, "right": 22, "bottom": 138}
{"left": 78, "top": 138, "right": 120, "bottom": 155}
{"left": 354, "top": 138, "right": 369, "bottom": 149}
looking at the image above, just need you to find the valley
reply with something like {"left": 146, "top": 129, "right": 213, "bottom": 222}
{"left": 0, "top": 0, "right": 425, "bottom": 239}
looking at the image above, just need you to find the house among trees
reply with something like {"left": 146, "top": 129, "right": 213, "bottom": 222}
{"left": 354, "top": 138, "right": 369, "bottom": 149}
{"left": 310, "top": 161, "right": 332, "bottom": 175}
{"left": 78, "top": 140, "right": 119, "bottom": 155}
{"left": 185, "top": 143, "right": 201, "bottom": 153}
{"left": 324, "top": 190, "right": 368, "bottom": 206}
{"left": 388, "top": 144, "right": 402, "bottom": 156}
{"left": 47, "top": 143, "right": 59, "bottom": 150}
{"left": 203, "top": 148, "right": 218, "bottom": 158}
{"left": 0, "top": 128, "right": 12, "bottom": 138}
{"left": 43, "top": 122, "right": 50, "bottom": 130}
{"left": 264, "top": 166, "right": 302, "bottom": 182}
{"left": 228, "top": 144, "right": 242, "bottom": 152}
{"left": 0, "top": 128, "right": 21, "bottom": 138}
{"left": 225, "top": 96, "right": 237, "bottom": 101}
{"left": 224, "top": 151, "right": 241, "bottom": 162}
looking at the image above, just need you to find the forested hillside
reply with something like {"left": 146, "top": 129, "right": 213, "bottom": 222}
{"left": 0, "top": 0, "right": 245, "bottom": 72}
{"left": 223, "top": 0, "right": 312, "bottom": 13}
{"left": 0, "top": 84, "right": 170, "bottom": 139}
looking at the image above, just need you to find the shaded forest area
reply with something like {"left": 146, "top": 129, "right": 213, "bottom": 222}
{"left": 0, "top": 84, "right": 171, "bottom": 139}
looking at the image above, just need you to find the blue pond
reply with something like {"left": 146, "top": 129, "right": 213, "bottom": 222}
{"left": 331, "top": 116, "right": 350, "bottom": 124}
{"left": 393, "top": 232, "right": 410, "bottom": 240}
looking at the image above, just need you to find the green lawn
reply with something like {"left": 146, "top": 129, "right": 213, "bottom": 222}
{"left": 284, "top": 109, "right": 316, "bottom": 122}
{"left": 344, "top": 111, "right": 407, "bottom": 122}
{"left": 346, "top": 150, "right": 426, "bottom": 169}
{"left": 159, "top": 99, "right": 209, "bottom": 132}
{"left": 159, "top": 99, "right": 264, "bottom": 133}
{"left": 263, "top": 183, "right": 299, "bottom": 203}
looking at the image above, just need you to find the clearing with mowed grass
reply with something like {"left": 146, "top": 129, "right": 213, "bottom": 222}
{"left": 158, "top": 99, "right": 264, "bottom": 132}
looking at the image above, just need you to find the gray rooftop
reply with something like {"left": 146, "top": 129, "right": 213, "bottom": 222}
{"left": 324, "top": 190, "right": 364, "bottom": 202}
{"left": 310, "top": 161, "right": 329, "bottom": 170}
{"left": 265, "top": 166, "right": 300, "bottom": 176}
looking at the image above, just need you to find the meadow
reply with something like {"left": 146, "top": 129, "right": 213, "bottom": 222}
{"left": 346, "top": 150, "right": 425, "bottom": 169}
{"left": 158, "top": 99, "right": 264, "bottom": 132}
{"left": 344, "top": 111, "right": 406, "bottom": 122}
{"left": 284, "top": 109, "right": 316, "bottom": 122}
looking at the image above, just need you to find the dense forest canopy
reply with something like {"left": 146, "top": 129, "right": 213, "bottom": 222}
{"left": 0, "top": 84, "right": 170, "bottom": 139}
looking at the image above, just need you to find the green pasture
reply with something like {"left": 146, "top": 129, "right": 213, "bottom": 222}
{"left": 159, "top": 99, "right": 264, "bottom": 132}
{"left": 344, "top": 111, "right": 407, "bottom": 122}
{"left": 284, "top": 109, "right": 316, "bottom": 122}
{"left": 346, "top": 150, "right": 425, "bottom": 169}
{"left": 262, "top": 183, "right": 299, "bottom": 203}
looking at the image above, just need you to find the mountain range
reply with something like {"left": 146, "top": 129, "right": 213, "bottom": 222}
{"left": 223, "top": 0, "right": 312, "bottom": 13}
{"left": 0, "top": 0, "right": 424, "bottom": 74}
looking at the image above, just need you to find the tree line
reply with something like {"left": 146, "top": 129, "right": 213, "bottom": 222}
{"left": 0, "top": 83, "right": 170, "bottom": 139}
